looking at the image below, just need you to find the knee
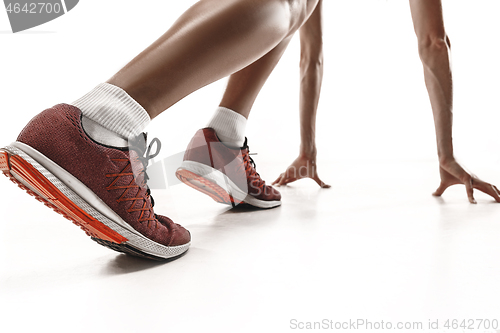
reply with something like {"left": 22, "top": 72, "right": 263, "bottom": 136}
{"left": 417, "top": 32, "right": 451, "bottom": 64}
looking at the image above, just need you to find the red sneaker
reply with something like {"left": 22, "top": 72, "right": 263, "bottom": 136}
{"left": 0, "top": 104, "right": 190, "bottom": 260}
{"left": 176, "top": 128, "right": 281, "bottom": 208}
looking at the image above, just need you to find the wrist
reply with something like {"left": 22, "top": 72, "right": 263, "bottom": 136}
{"left": 436, "top": 138, "right": 454, "bottom": 164}
{"left": 438, "top": 153, "right": 455, "bottom": 166}
{"left": 299, "top": 144, "right": 317, "bottom": 159}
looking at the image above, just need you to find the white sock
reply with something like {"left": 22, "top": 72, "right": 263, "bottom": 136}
{"left": 206, "top": 106, "right": 247, "bottom": 148}
{"left": 73, "top": 83, "right": 151, "bottom": 147}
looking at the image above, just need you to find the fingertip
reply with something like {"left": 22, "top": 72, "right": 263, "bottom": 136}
{"left": 467, "top": 193, "right": 476, "bottom": 204}
{"left": 466, "top": 181, "right": 475, "bottom": 203}
{"left": 273, "top": 175, "right": 284, "bottom": 185}
{"left": 314, "top": 176, "right": 329, "bottom": 188}
{"left": 491, "top": 185, "right": 500, "bottom": 202}
{"left": 432, "top": 189, "right": 443, "bottom": 197}
{"left": 433, "top": 183, "right": 447, "bottom": 197}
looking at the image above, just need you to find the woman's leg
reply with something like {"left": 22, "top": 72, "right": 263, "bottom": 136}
{"left": 218, "top": 36, "right": 293, "bottom": 119}
{"left": 0, "top": 0, "right": 322, "bottom": 260}
{"left": 108, "top": 0, "right": 319, "bottom": 119}
{"left": 198, "top": 36, "right": 292, "bottom": 150}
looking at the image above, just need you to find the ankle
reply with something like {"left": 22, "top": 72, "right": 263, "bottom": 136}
{"left": 73, "top": 83, "right": 150, "bottom": 146}
{"left": 207, "top": 106, "right": 247, "bottom": 148}
{"left": 81, "top": 116, "right": 128, "bottom": 148}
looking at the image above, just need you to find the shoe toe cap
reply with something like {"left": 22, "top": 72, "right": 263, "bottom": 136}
{"left": 270, "top": 186, "right": 281, "bottom": 201}
{"left": 156, "top": 214, "right": 191, "bottom": 246}
{"left": 171, "top": 226, "right": 191, "bottom": 247}
{"left": 254, "top": 184, "right": 281, "bottom": 202}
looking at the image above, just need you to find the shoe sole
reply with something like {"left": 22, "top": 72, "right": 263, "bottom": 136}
{"left": 175, "top": 160, "right": 281, "bottom": 209}
{"left": 0, "top": 143, "right": 190, "bottom": 261}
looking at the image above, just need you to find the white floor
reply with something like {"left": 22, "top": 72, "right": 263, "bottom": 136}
{"left": 1, "top": 1, "right": 500, "bottom": 332}
{"left": 1, "top": 159, "right": 500, "bottom": 332}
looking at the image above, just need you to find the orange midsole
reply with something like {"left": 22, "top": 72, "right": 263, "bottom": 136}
{"left": 0, "top": 151, "right": 9, "bottom": 172}
{"left": 2, "top": 150, "right": 127, "bottom": 244}
{"left": 176, "top": 168, "right": 242, "bottom": 205}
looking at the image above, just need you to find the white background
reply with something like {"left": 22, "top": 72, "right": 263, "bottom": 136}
{"left": 1, "top": 1, "right": 500, "bottom": 332}
{"left": 1, "top": 0, "right": 499, "bottom": 164}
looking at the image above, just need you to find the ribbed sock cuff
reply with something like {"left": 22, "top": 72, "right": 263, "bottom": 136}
{"left": 73, "top": 83, "right": 150, "bottom": 138}
{"left": 206, "top": 106, "right": 247, "bottom": 148}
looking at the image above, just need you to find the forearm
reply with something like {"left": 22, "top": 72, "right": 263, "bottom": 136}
{"left": 419, "top": 36, "right": 454, "bottom": 162}
{"left": 299, "top": 58, "right": 323, "bottom": 158}
{"left": 297, "top": 0, "right": 322, "bottom": 159}
{"left": 409, "top": 0, "right": 454, "bottom": 163}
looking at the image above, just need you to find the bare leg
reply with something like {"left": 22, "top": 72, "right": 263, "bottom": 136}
{"left": 219, "top": 36, "right": 293, "bottom": 119}
{"left": 108, "top": 0, "right": 319, "bottom": 119}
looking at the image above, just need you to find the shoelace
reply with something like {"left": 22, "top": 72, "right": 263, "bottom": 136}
{"left": 241, "top": 139, "right": 265, "bottom": 189}
{"left": 131, "top": 135, "right": 161, "bottom": 207}
{"left": 106, "top": 134, "right": 161, "bottom": 227}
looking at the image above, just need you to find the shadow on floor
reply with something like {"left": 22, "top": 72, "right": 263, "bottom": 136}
{"left": 221, "top": 203, "right": 278, "bottom": 213}
{"left": 100, "top": 250, "right": 189, "bottom": 276}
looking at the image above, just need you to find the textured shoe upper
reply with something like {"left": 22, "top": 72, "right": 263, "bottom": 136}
{"left": 183, "top": 128, "right": 281, "bottom": 201}
{"left": 17, "top": 104, "right": 190, "bottom": 247}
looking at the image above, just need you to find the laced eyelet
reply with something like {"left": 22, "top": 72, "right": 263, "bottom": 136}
{"left": 241, "top": 145, "right": 265, "bottom": 189}
{"left": 106, "top": 134, "right": 162, "bottom": 226}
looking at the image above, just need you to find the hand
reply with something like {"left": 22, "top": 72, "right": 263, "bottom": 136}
{"left": 433, "top": 158, "right": 500, "bottom": 203}
{"left": 272, "top": 155, "right": 331, "bottom": 188}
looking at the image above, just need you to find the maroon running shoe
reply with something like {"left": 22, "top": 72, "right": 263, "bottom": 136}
{"left": 0, "top": 104, "right": 190, "bottom": 260}
{"left": 175, "top": 128, "right": 281, "bottom": 208}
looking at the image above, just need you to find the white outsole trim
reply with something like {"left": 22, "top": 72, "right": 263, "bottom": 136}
{"left": 6, "top": 142, "right": 190, "bottom": 259}
{"left": 177, "top": 160, "right": 281, "bottom": 209}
